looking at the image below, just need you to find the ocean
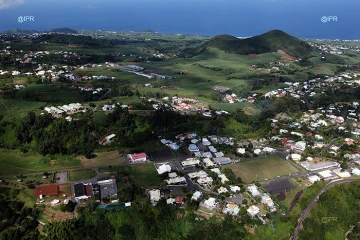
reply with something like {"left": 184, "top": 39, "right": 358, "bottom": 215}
{"left": 0, "top": 0, "right": 359, "bottom": 40}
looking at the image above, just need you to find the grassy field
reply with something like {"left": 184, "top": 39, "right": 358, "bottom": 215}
{"left": 99, "top": 164, "right": 163, "bottom": 187}
{"left": 224, "top": 154, "right": 304, "bottom": 183}
{"left": 77, "top": 150, "right": 125, "bottom": 168}
{"left": 68, "top": 169, "right": 96, "bottom": 181}
{"left": 0, "top": 99, "right": 47, "bottom": 117}
{"left": 0, "top": 150, "right": 82, "bottom": 176}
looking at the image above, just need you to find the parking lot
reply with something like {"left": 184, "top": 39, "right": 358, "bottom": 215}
{"left": 149, "top": 149, "right": 175, "bottom": 161}
{"left": 56, "top": 171, "right": 68, "bottom": 184}
{"left": 264, "top": 179, "right": 296, "bottom": 194}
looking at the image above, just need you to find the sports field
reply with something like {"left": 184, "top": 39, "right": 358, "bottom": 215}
{"left": 224, "top": 154, "right": 303, "bottom": 183}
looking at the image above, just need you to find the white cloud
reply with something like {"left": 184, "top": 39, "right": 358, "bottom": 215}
{"left": 0, "top": 0, "right": 24, "bottom": 10}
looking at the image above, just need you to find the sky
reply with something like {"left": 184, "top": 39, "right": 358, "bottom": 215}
{"left": 0, "top": 0, "right": 359, "bottom": 39}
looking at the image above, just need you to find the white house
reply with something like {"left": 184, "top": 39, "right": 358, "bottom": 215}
{"left": 248, "top": 185, "right": 261, "bottom": 197}
{"left": 247, "top": 205, "right": 260, "bottom": 217}
{"left": 261, "top": 194, "right": 274, "bottom": 207}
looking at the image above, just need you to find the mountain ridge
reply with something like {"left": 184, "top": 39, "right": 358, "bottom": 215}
{"left": 186, "top": 29, "right": 314, "bottom": 58}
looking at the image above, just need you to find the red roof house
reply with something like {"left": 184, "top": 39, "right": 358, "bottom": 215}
{"left": 130, "top": 152, "right": 147, "bottom": 162}
{"left": 175, "top": 196, "right": 184, "bottom": 204}
{"left": 34, "top": 184, "right": 59, "bottom": 198}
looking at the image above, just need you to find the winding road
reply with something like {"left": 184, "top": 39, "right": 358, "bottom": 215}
{"left": 291, "top": 178, "right": 360, "bottom": 240}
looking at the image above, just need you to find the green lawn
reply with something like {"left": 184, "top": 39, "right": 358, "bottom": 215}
{"left": 0, "top": 150, "right": 82, "bottom": 176}
{"left": 224, "top": 154, "right": 304, "bottom": 183}
{"left": 99, "top": 164, "right": 163, "bottom": 187}
{"left": 68, "top": 169, "right": 96, "bottom": 181}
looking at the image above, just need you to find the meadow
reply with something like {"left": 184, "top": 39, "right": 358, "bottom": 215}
{"left": 0, "top": 150, "right": 81, "bottom": 176}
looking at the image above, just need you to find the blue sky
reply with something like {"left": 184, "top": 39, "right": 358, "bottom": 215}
{"left": 0, "top": 0, "right": 359, "bottom": 39}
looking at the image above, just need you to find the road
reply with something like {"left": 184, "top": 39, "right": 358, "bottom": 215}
{"left": 324, "top": 137, "right": 340, "bottom": 150}
{"left": 291, "top": 178, "right": 360, "bottom": 240}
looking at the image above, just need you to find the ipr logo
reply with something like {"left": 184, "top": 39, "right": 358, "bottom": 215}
{"left": 18, "top": 16, "right": 35, "bottom": 23}
{"left": 321, "top": 16, "right": 337, "bottom": 23}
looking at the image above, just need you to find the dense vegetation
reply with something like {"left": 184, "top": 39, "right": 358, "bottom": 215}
{"left": 32, "top": 34, "right": 126, "bottom": 48}
{"left": 187, "top": 30, "right": 314, "bottom": 58}
{"left": 0, "top": 188, "right": 39, "bottom": 240}
{"left": 50, "top": 28, "right": 78, "bottom": 34}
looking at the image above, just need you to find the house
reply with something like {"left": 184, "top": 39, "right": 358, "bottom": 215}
{"left": 202, "top": 138, "right": 211, "bottom": 146}
{"left": 223, "top": 203, "right": 240, "bottom": 216}
{"left": 166, "top": 176, "right": 186, "bottom": 185}
{"left": 352, "top": 168, "right": 360, "bottom": 176}
{"left": 213, "top": 157, "right": 231, "bottom": 165}
{"left": 34, "top": 184, "right": 59, "bottom": 198}
{"left": 188, "top": 144, "right": 199, "bottom": 152}
{"left": 175, "top": 196, "right": 184, "bottom": 204}
{"left": 214, "top": 152, "right": 224, "bottom": 158}
{"left": 237, "top": 148, "right": 246, "bottom": 154}
{"left": 248, "top": 185, "right": 261, "bottom": 197}
{"left": 74, "top": 183, "right": 92, "bottom": 200}
{"left": 129, "top": 152, "right": 147, "bottom": 162}
{"left": 203, "top": 158, "right": 215, "bottom": 168}
{"left": 261, "top": 194, "right": 274, "bottom": 208}
{"left": 202, "top": 197, "right": 218, "bottom": 209}
{"left": 188, "top": 171, "right": 208, "bottom": 179}
{"left": 332, "top": 168, "right": 351, "bottom": 178}
{"left": 209, "top": 146, "right": 217, "bottom": 153}
{"left": 247, "top": 205, "right": 260, "bottom": 217}
{"left": 156, "top": 163, "right": 172, "bottom": 175}
{"left": 197, "top": 177, "right": 213, "bottom": 186}
{"left": 290, "top": 154, "right": 302, "bottom": 161}
{"left": 230, "top": 185, "right": 241, "bottom": 193}
{"left": 218, "top": 174, "right": 229, "bottom": 184}
{"left": 218, "top": 186, "right": 228, "bottom": 194}
{"left": 253, "top": 149, "right": 262, "bottom": 155}
{"left": 181, "top": 158, "right": 200, "bottom": 167}
{"left": 294, "top": 141, "right": 306, "bottom": 151}
{"left": 307, "top": 175, "right": 321, "bottom": 183}
{"left": 149, "top": 189, "right": 161, "bottom": 205}
{"left": 167, "top": 198, "right": 176, "bottom": 204}
{"left": 192, "top": 191, "right": 202, "bottom": 201}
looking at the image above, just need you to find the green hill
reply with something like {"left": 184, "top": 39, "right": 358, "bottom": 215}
{"left": 187, "top": 29, "right": 314, "bottom": 58}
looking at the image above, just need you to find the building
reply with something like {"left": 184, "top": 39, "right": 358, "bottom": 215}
{"left": 34, "top": 184, "right": 59, "bottom": 198}
{"left": 213, "top": 157, "right": 231, "bottom": 165}
{"left": 149, "top": 189, "right": 161, "bottom": 205}
{"left": 261, "top": 194, "right": 274, "bottom": 208}
{"left": 155, "top": 163, "right": 172, "bottom": 175}
{"left": 201, "top": 197, "right": 218, "bottom": 209}
{"left": 308, "top": 175, "right": 321, "bottom": 183}
{"left": 192, "top": 191, "right": 202, "bottom": 201}
{"left": 248, "top": 185, "right": 261, "bottom": 197}
{"left": 223, "top": 203, "right": 240, "bottom": 216}
{"left": 218, "top": 186, "right": 228, "bottom": 194}
{"left": 129, "top": 152, "right": 147, "bottom": 162}
{"left": 74, "top": 183, "right": 92, "bottom": 200}
{"left": 188, "top": 144, "right": 199, "bottom": 152}
{"left": 181, "top": 158, "right": 200, "bottom": 167}
{"left": 247, "top": 205, "right": 260, "bottom": 217}
{"left": 203, "top": 158, "right": 215, "bottom": 168}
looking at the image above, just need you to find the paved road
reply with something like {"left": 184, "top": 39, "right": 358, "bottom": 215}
{"left": 324, "top": 137, "right": 340, "bottom": 150}
{"left": 291, "top": 178, "right": 360, "bottom": 240}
